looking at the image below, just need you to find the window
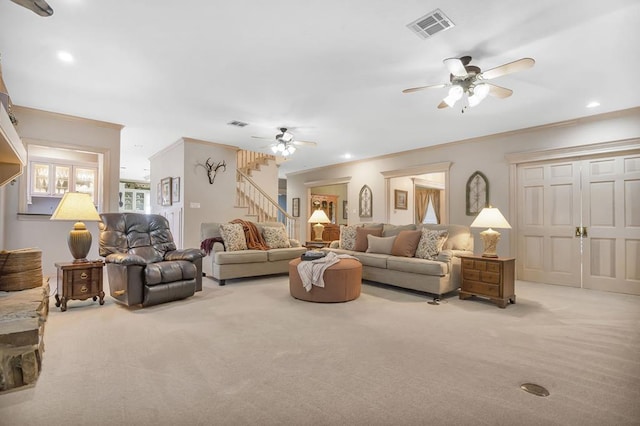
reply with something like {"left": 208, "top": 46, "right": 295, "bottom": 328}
{"left": 422, "top": 198, "right": 438, "bottom": 224}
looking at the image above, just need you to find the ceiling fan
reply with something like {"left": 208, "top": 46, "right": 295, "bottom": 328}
{"left": 402, "top": 56, "right": 535, "bottom": 110}
{"left": 252, "top": 128, "right": 317, "bottom": 157}
{"left": 10, "top": 0, "right": 54, "bottom": 16}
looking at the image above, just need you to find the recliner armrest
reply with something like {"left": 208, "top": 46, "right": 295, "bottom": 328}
{"left": 165, "top": 248, "right": 205, "bottom": 262}
{"left": 105, "top": 253, "right": 147, "bottom": 266}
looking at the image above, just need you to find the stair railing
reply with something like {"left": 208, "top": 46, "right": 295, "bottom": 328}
{"left": 236, "top": 168, "right": 299, "bottom": 241}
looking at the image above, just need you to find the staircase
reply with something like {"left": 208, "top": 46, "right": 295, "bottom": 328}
{"left": 235, "top": 150, "right": 300, "bottom": 240}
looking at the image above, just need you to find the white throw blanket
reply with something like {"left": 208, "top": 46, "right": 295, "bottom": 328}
{"left": 297, "top": 251, "right": 358, "bottom": 292}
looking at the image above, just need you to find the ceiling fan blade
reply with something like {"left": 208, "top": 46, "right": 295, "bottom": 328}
{"left": 443, "top": 58, "right": 468, "bottom": 78}
{"left": 480, "top": 58, "right": 535, "bottom": 80}
{"left": 10, "top": 0, "right": 53, "bottom": 16}
{"left": 486, "top": 83, "right": 513, "bottom": 98}
{"left": 251, "top": 135, "right": 273, "bottom": 140}
{"left": 437, "top": 100, "right": 450, "bottom": 109}
{"left": 292, "top": 140, "right": 317, "bottom": 147}
{"left": 402, "top": 83, "right": 447, "bottom": 94}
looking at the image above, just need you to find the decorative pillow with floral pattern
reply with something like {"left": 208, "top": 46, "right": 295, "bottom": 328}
{"left": 219, "top": 223, "right": 248, "bottom": 251}
{"left": 415, "top": 229, "right": 448, "bottom": 260}
{"left": 339, "top": 224, "right": 360, "bottom": 250}
{"left": 263, "top": 226, "right": 291, "bottom": 249}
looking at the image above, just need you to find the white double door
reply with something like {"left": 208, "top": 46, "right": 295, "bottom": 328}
{"left": 517, "top": 153, "right": 640, "bottom": 295}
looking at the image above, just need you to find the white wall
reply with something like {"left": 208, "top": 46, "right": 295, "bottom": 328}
{"left": 1, "top": 106, "right": 122, "bottom": 276}
{"left": 287, "top": 108, "right": 640, "bottom": 257}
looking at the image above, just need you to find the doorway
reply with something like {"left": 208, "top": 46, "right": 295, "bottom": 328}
{"left": 516, "top": 153, "right": 640, "bottom": 295}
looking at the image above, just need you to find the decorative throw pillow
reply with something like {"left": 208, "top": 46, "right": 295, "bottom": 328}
{"left": 366, "top": 235, "right": 396, "bottom": 254}
{"left": 339, "top": 224, "right": 359, "bottom": 250}
{"left": 354, "top": 226, "right": 383, "bottom": 252}
{"left": 219, "top": 223, "right": 247, "bottom": 251}
{"left": 262, "top": 226, "right": 291, "bottom": 249}
{"left": 415, "top": 229, "right": 449, "bottom": 260}
{"left": 391, "top": 230, "right": 422, "bottom": 257}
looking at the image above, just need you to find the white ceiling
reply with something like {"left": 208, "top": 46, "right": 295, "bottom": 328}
{"left": 1, "top": 0, "right": 639, "bottom": 182}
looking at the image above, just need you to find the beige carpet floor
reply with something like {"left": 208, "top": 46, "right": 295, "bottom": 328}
{"left": 1, "top": 275, "right": 639, "bottom": 426}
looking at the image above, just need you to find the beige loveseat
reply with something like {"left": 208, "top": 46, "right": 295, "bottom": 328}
{"left": 322, "top": 223, "right": 474, "bottom": 299}
{"left": 200, "top": 221, "right": 306, "bottom": 286}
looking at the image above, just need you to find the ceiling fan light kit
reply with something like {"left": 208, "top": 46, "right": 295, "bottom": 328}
{"left": 253, "top": 127, "right": 316, "bottom": 157}
{"left": 403, "top": 56, "right": 535, "bottom": 111}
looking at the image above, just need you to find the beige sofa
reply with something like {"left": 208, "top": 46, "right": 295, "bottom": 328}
{"left": 323, "top": 223, "right": 474, "bottom": 299}
{"left": 200, "top": 221, "right": 306, "bottom": 285}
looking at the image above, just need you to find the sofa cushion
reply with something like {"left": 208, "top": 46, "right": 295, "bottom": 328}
{"left": 219, "top": 223, "right": 247, "bottom": 251}
{"left": 354, "top": 226, "right": 383, "bottom": 252}
{"left": 383, "top": 223, "right": 417, "bottom": 237}
{"left": 267, "top": 247, "right": 307, "bottom": 261}
{"left": 353, "top": 252, "right": 389, "bottom": 268}
{"left": 415, "top": 229, "right": 449, "bottom": 260}
{"left": 387, "top": 256, "right": 448, "bottom": 276}
{"left": 339, "top": 224, "right": 360, "bottom": 250}
{"left": 420, "top": 224, "right": 472, "bottom": 251}
{"left": 391, "top": 230, "right": 422, "bottom": 257}
{"left": 215, "top": 250, "right": 268, "bottom": 265}
{"left": 263, "top": 226, "right": 291, "bottom": 249}
{"left": 366, "top": 235, "right": 396, "bottom": 254}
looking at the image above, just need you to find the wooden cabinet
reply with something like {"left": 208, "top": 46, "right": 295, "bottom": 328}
{"left": 459, "top": 255, "right": 515, "bottom": 308}
{"left": 54, "top": 261, "right": 105, "bottom": 311}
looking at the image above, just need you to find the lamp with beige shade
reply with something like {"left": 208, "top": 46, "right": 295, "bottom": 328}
{"left": 308, "top": 209, "right": 331, "bottom": 241}
{"left": 470, "top": 206, "right": 511, "bottom": 257}
{"left": 50, "top": 192, "right": 101, "bottom": 262}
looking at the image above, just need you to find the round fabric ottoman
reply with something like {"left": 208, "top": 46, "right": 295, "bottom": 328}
{"left": 289, "top": 257, "right": 362, "bottom": 303}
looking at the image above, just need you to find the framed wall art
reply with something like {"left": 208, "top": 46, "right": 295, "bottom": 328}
{"left": 172, "top": 177, "right": 181, "bottom": 203}
{"left": 161, "top": 177, "right": 172, "bottom": 206}
{"left": 292, "top": 197, "right": 300, "bottom": 217}
{"left": 466, "top": 171, "right": 489, "bottom": 216}
{"left": 156, "top": 183, "right": 162, "bottom": 205}
{"left": 394, "top": 189, "right": 408, "bottom": 210}
{"left": 343, "top": 200, "right": 348, "bottom": 219}
{"left": 359, "top": 185, "right": 372, "bottom": 218}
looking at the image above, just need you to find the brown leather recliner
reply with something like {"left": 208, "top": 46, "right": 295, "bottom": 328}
{"left": 99, "top": 213, "right": 204, "bottom": 307}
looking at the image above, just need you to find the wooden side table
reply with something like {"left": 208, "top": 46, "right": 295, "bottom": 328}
{"left": 459, "top": 255, "right": 515, "bottom": 308}
{"left": 54, "top": 260, "right": 105, "bottom": 311}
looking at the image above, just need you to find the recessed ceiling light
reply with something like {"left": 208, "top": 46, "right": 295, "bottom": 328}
{"left": 57, "top": 51, "right": 74, "bottom": 63}
{"left": 586, "top": 101, "right": 600, "bottom": 108}
{"left": 343, "top": 153, "right": 352, "bottom": 159}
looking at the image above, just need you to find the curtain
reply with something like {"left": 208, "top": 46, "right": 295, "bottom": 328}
{"left": 415, "top": 188, "right": 441, "bottom": 224}
{"left": 415, "top": 188, "right": 430, "bottom": 223}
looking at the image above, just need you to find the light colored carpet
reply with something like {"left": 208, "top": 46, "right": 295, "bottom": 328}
{"left": 1, "top": 275, "right": 639, "bottom": 426}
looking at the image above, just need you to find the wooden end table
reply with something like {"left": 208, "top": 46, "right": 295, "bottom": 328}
{"left": 54, "top": 260, "right": 105, "bottom": 311}
{"left": 459, "top": 255, "right": 515, "bottom": 308}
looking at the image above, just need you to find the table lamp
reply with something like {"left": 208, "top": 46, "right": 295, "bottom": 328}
{"left": 308, "top": 209, "right": 331, "bottom": 241}
{"left": 470, "top": 206, "right": 511, "bottom": 258}
{"left": 50, "top": 192, "right": 101, "bottom": 263}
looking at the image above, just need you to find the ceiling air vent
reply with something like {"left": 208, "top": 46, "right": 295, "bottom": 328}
{"left": 227, "top": 120, "right": 248, "bottom": 127}
{"left": 407, "top": 9, "right": 455, "bottom": 39}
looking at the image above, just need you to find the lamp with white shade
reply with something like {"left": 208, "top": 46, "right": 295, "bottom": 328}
{"left": 308, "top": 209, "right": 331, "bottom": 241}
{"left": 50, "top": 192, "right": 101, "bottom": 263}
{"left": 470, "top": 206, "right": 511, "bottom": 258}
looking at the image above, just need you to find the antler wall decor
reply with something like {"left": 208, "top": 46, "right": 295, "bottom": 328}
{"left": 198, "top": 158, "right": 226, "bottom": 184}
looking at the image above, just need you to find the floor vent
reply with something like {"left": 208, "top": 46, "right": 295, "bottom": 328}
{"left": 227, "top": 120, "right": 249, "bottom": 127}
{"left": 407, "top": 9, "right": 455, "bottom": 39}
{"left": 520, "top": 383, "right": 550, "bottom": 397}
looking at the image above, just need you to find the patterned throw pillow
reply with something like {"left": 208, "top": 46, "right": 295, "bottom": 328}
{"left": 263, "top": 226, "right": 291, "bottom": 249}
{"left": 219, "top": 223, "right": 247, "bottom": 251}
{"left": 415, "top": 229, "right": 449, "bottom": 260}
{"left": 339, "top": 224, "right": 359, "bottom": 250}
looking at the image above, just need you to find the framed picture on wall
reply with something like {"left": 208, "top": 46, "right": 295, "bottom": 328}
{"left": 157, "top": 183, "right": 162, "bottom": 205}
{"left": 292, "top": 197, "right": 300, "bottom": 217}
{"left": 343, "top": 200, "right": 348, "bottom": 219}
{"left": 394, "top": 190, "right": 408, "bottom": 210}
{"left": 172, "top": 177, "right": 181, "bottom": 203}
{"left": 161, "top": 177, "right": 172, "bottom": 206}
{"left": 466, "top": 171, "right": 489, "bottom": 216}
